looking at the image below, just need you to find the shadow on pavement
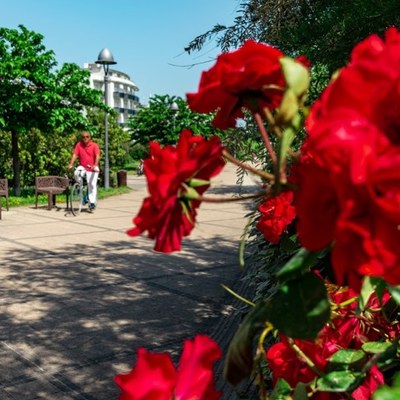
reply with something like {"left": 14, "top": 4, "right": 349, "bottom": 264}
{"left": 0, "top": 235, "right": 248, "bottom": 399}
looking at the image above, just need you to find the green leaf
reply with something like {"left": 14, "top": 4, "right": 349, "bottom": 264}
{"left": 279, "top": 233, "right": 298, "bottom": 254}
{"left": 373, "top": 372, "right": 400, "bottom": 399}
{"left": 187, "top": 178, "right": 210, "bottom": 187}
{"left": 387, "top": 285, "right": 400, "bottom": 305}
{"left": 359, "top": 277, "right": 386, "bottom": 310}
{"left": 268, "top": 273, "right": 331, "bottom": 339}
{"left": 276, "top": 247, "right": 323, "bottom": 283}
{"left": 372, "top": 386, "right": 400, "bottom": 400}
{"left": 362, "top": 342, "right": 392, "bottom": 354}
{"left": 182, "top": 186, "right": 200, "bottom": 200}
{"left": 276, "top": 89, "right": 298, "bottom": 125}
{"left": 316, "top": 371, "right": 365, "bottom": 392}
{"left": 362, "top": 339, "right": 399, "bottom": 371}
{"left": 180, "top": 199, "right": 195, "bottom": 226}
{"left": 223, "top": 302, "right": 270, "bottom": 386}
{"left": 279, "top": 123, "right": 296, "bottom": 165}
{"left": 327, "top": 349, "right": 366, "bottom": 372}
{"left": 271, "top": 378, "right": 292, "bottom": 400}
{"left": 393, "top": 372, "right": 400, "bottom": 387}
{"left": 280, "top": 57, "right": 310, "bottom": 97}
{"left": 293, "top": 382, "right": 308, "bottom": 400}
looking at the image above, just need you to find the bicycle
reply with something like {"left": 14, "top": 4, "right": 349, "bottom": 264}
{"left": 69, "top": 166, "right": 92, "bottom": 216}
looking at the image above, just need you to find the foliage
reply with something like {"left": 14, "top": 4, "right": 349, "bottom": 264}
{"left": 307, "top": 63, "right": 331, "bottom": 105}
{"left": 0, "top": 25, "right": 57, "bottom": 132}
{"left": 0, "top": 128, "right": 75, "bottom": 189}
{"left": 215, "top": 111, "right": 266, "bottom": 162}
{"left": 128, "top": 143, "right": 149, "bottom": 162}
{"left": 185, "top": 0, "right": 400, "bottom": 72}
{"left": 0, "top": 25, "right": 105, "bottom": 194}
{"left": 128, "top": 94, "right": 221, "bottom": 146}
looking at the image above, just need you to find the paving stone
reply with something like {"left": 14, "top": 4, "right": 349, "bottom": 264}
{"left": 0, "top": 164, "right": 256, "bottom": 399}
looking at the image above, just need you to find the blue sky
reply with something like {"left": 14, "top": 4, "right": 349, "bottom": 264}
{"left": 0, "top": 1, "right": 240, "bottom": 104}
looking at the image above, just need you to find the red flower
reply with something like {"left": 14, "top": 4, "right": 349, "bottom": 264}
{"left": 127, "top": 130, "right": 225, "bottom": 253}
{"left": 115, "top": 335, "right": 222, "bottom": 400}
{"left": 114, "top": 349, "right": 176, "bottom": 400}
{"left": 266, "top": 286, "right": 390, "bottom": 398}
{"left": 352, "top": 366, "right": 384, "bottom": 400}
{"left": 294, "top": 28, "right": 400, "bottom": 290}
{"left": 256, "top": 191, "right": 296, "bottom": 243}
{"left": 266, "top": 336, "right": 328, "bottom": 388}
{"left": 187, "top": 40, "right": 286, "bottom": 129}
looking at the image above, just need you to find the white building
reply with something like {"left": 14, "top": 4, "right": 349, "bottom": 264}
{"left": 83, "top": 63, "right": 140, "bottom": 128}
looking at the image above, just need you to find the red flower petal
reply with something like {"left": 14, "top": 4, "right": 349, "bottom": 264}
{"left": 114, "top": 348, "right": 176, "bottom": 400}
{"left": 175, "top": 335, "right": 222, "bottom": 400}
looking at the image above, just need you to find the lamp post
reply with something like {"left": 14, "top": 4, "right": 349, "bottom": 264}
{"left": 170, "top": 101, "right": 179, "bottom": 131}
{"left": 96, "top": 48, "right": 117, "bottom": 189}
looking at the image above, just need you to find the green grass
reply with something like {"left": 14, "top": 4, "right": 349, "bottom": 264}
{"left": 4, "top": 185, "right": 133, "bottom": 208}
{"left": 97, "top": 186, "right": 133, "bottom": 200}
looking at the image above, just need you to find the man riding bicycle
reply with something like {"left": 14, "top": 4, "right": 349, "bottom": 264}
{"left": 67, "top": 130, "right": 100, "bottom": 211}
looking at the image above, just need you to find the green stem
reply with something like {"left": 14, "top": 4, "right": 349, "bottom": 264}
{"left": 288, "top": 338, "right": 324, "bottom": 377}
{"left": 197, "top": 191, "right": 265, "bottom": 203}
{"left": 221, "top": 284, "right": 255, "bottom": 307}
{"left": 332, "top": 296, "right": 358, "bottom": 310}
{"left": 239, "top": 218, "right": 252, "bottom": 269}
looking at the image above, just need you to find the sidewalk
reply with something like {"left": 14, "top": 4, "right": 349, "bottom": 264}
{"left": 0, "top": 164, "right": 260, "bottom": 399}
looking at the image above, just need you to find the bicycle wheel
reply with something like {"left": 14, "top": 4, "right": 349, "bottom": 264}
{"left": 70, "top": 183, "right": 83, "bottom": 216}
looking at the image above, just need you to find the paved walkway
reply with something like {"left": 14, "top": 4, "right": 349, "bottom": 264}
{"left": 0, "top": 164, "right": 260, "bottom": 399}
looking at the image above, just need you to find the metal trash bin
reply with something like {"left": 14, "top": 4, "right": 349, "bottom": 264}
{"left": 117, "top": 170, "right": 127, "bottom": 187}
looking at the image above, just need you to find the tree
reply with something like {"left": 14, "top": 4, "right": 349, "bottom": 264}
{"left": 185, "top": 0, "right": 400, "bottom": 72}
{"left": 0, "top": 25, "right": 105, "bottom": 194}
{"left": 128, "top": 95, "right": 221, "bottom": 146}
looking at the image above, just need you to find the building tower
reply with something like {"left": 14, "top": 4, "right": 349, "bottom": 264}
{"left": 84, "top": 63, "right": 140, "bottom": 129}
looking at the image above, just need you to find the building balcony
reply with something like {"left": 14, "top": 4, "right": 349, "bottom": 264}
{"left": 114, "top": 107, "right": 137, "bottom": 115}
{"left": 128, "top": 94, "right": 140, "bottom": 102}
{"left": 114, "top": 89, "right": 139, "bottom": 101}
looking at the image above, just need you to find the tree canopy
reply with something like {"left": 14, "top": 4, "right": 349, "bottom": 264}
{"left": 128, "top": 95, "right": 221, "bottom": 146}
{"left": 185, "top": 0, "right": 400, "bottom": 72}
{"left": 0, "top": 25, "right": 106, "bottom": 194}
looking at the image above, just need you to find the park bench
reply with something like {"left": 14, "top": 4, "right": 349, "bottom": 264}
{"left": 0, "top": 178, "right": 9, "bottom": 220}
{"left": 35, "top": 176, "right": 69, "bottom": 210}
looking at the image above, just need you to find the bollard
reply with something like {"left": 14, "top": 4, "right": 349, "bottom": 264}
{"left": 117, "top": 170, "right": 127, "bottom": 187}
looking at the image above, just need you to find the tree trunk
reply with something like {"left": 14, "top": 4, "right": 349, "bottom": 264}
{"left": 11, "top": 129, "right": 21, "bottom": 196}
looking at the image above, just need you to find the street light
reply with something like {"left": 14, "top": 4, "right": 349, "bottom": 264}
{"left": 170, "top": 101, "right": 179, "bottom": 112}
{"left": 96, "top": 48, "right": 117, "bottom": 189}
{"left": 170, "top": 101, "right": 179, "bottom": 131}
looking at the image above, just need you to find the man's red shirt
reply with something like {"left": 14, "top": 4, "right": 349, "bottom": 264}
{"left": 73, "top": 141, "right": 100, "bottom": 172}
